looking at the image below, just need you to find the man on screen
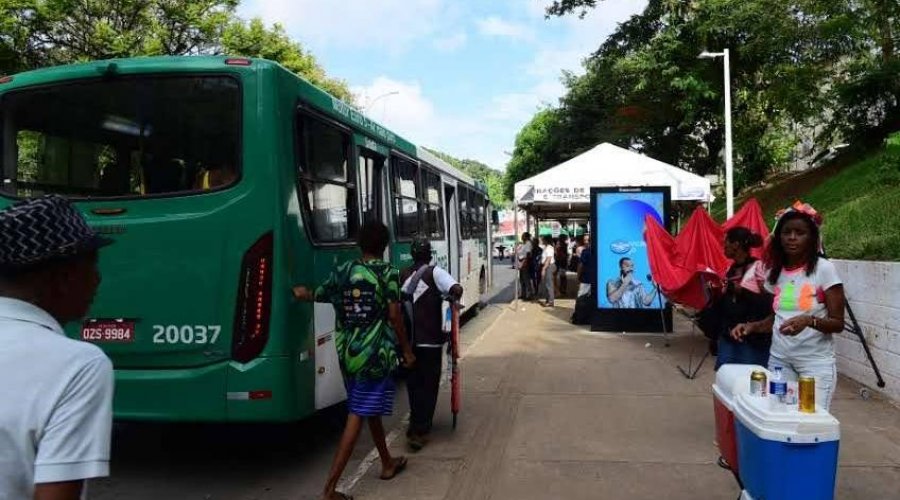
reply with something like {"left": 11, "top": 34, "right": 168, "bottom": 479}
{"left": 606, "top": 257, "right": 658, "bottom": 308}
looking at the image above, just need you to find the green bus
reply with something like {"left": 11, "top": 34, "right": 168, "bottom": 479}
{"left": 0, "top": 56, "right": 492, "bottom": 422}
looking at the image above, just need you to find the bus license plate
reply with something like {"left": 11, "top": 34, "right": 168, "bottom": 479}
{"left": 82, "top": 320, "right": 135, "bottom": 343}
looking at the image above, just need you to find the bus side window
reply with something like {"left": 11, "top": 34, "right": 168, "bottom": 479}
{"left": 144, "top": 158, "right": 183, "bottom": 194}
{"left": 458, "top": 186, "right": 469, "bottom": 240}
{"left": 475, "top": 193, "right": 485, "bottom": 235}
{"left": 390, "top": 155, "right": 420, "bottom": 239}
{"left": 358, "top": 152, "right": 384, "bottom": 223}
{"left": 296, "top": 112, "right": 358, "bottom": 243}
{"left": 193, "top": 166, "right": 237, "bottom": 191}
{"left": 422, "top": 168, "right": 444, "bottom": 239}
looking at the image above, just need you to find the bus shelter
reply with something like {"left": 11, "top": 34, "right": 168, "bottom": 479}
{"left": 510, "top": 142, "right": 714, "bottom": 308}
{"left": 513, "top": 142, "right": 712, "bottom": 220}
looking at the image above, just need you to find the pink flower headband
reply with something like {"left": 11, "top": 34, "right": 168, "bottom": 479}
{"left": 774, "top": 200, "right": 823, "bottom": 227}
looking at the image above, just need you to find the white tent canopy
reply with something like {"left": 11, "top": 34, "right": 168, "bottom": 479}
{"left": 514, "top": 143, "right": 712, "bottom": 217}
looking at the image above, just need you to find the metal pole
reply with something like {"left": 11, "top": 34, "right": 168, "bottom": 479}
{"left": 514, "top": 207, "right": 520, "bottom": 304}
{"left": 723, "top": 48, "right": 734, "bottom": 219}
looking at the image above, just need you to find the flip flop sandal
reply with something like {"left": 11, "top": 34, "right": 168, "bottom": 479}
{"left": 325, "top": 492, "right": 353, "bottom": 500}
{"left": 380, "top": 456, "right": 408, "bottom": 480}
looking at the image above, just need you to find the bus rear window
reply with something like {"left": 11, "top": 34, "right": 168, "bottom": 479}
{"left": 1, "top": 76, "right": 240, "bottom": 199}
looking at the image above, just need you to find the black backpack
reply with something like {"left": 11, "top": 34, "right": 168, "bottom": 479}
{"left": 400, "top": 264, "right": 434, "bottom": 346}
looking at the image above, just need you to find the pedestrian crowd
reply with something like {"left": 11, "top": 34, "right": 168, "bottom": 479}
{"left": 514, "top": 230, "right": 592, "bottom": 309}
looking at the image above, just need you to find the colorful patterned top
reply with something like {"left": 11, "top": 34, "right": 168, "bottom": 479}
{"left": 743, "top": 258, "right": 843, "bottom": 362}
{"left": 315, "top": 259, "right": 400, "bottom": 381}
{"left": 763, "top": 258, "right": 842, "bottom": 362}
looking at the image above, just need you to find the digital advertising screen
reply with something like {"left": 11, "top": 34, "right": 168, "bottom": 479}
{"left": 593, "top": 188, "right": 669, "bottom": 311}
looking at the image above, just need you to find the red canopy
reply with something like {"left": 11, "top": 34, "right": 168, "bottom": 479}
{"left": 644, "top": 199, "right": 769, "bottom": 309}
{"left": 722, "top": 198, "right": 770, "bottom": 260}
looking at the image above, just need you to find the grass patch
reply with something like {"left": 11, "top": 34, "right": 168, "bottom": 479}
{"left": 710, "top": 132, "right": 900, "bottom": 261}
{"left": 821, "top": 188, "right": 900, "bottom": 261}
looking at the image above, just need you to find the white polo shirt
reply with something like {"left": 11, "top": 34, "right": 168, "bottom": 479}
{"left": 0, "top": 297, "right": 114, "bottom": 499}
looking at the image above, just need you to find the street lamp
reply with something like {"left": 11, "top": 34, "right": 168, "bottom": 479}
{"left": 699, "top": 49, "right": 734, "bottom": 218}
{"left": 363, "top": 91, "right": 399, "bottom": 114}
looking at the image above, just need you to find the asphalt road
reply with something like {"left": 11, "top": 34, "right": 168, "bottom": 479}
{"left": 90, "top": 261, "right": 516, "bottom": 500}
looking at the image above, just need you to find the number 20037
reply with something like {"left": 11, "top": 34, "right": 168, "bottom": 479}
{"left": 152, "top": 325, "right": 222, "bottom": 345}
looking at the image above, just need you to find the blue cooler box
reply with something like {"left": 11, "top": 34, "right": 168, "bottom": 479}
{"left": 734, "top": 393, "right": 840, "bottom": 500}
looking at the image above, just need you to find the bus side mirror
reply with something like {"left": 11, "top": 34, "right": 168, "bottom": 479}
{"left": 491, "top": 210, "right": 499, "bottom": 226}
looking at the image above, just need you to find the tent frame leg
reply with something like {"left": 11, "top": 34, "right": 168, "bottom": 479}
{"left": 654, "top": 282, "right": 670, "bottom": 347}
{"left": 677, "top": 319, "right": 709, "bottom": 380}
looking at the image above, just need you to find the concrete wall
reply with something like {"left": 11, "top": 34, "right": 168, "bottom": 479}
{"left": 832, "top": 260, "right": 900, "bottom": 402}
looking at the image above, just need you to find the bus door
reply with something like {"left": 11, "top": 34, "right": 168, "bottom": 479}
{"left": 444, "top": 183, "right": 460, "bottom": 280}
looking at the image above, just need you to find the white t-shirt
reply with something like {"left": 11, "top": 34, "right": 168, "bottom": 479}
{"left": 402, "top": 265, "right": 462, "bottom": 345}
{"left": 542, "top": 245, "right": 555, "bottom": 266}
{"left": 760, "top": 258, "right": 843, "bottom": 363}
{"left": 0, "top": 298, "right": 114, "bottom": 499}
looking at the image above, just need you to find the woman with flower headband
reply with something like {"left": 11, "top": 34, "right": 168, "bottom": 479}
{"left": 732, "top": 202, "right": 846, "bottom": 410}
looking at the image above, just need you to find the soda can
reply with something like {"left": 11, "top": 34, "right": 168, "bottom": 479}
{"left": 750, "top": 370, "right": 768, "bottom": 397}
{"left": 799, "top": 376, "right": 816, "bottom": 413}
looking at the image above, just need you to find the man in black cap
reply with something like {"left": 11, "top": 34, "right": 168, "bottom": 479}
{"left": 0, "top": 195, "right": 114, "bottom": 500}
{"left": 400, "top": 237, "right": 463, "bottom": 451}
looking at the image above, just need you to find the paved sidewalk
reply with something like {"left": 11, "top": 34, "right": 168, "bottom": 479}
{"left": 350, "top": 298, "right": 900, "bottom": 500}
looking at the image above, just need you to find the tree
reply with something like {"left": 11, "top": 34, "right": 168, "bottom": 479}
{"left": 0, "top": 1, "right": 354, "bottom": 102}
{"left": 503, "top": 108, "right": 563, "bottom": 200}
{"left": 4, "top": 0, "right": 237, "bottom": 70}
{"left": 0, "top": 1, "right": 35, "bottom": 74}
{"left": 546, "top": 0, "right": 698, "bottom": 18}
{"left": 425, "top": 148, "right": 508, "bottom": 204}
{"left": 825, "top": 0, "right": 900, "bottom": 144}
{"left": 516, "top": 0, "right": 885, "bottom": 193}
{"left": 221, "top": 18, "right": 352, "bottom": 101}
{"left": 545, "top": 0, "right": 604, "bottom": 18}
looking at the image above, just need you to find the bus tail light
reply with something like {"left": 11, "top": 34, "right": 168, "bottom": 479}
{"left": 232, "top": 232, "right": 274, "bottom": 363}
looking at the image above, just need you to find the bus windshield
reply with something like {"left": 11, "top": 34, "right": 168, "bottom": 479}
{"left": 1, "top": 75, "right": 240, "bottom": 199}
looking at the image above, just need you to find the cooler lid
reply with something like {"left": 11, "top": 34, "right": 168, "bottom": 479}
{"left": 713, "top": 383, "right": 735, "bottom": 410}
{"left": 734, "top": 393, "right": 840, "bottom": 443}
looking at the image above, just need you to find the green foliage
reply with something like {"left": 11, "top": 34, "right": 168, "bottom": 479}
{"left": 876, "top": 134, "right": 900, "bottom": 186}
{"left": 545, "top": 0, "right": 601, "bottom": 18}
{"left": 503, "top": 108, "right": 562, "bottom": 200}
{"left": 221, "top": 18, "right": 352, "bottom": 101}
{"left": 15, "top": 130, "right": 40, "bottom": 182}
{"left": 424, "top": 148, "right": 507, "bottom": 205}
{"left": 0, "top": 0, "right": 353, "bottom": 102}
{"left": 508, "top": 0, "right": 900, "bottom": 208}
{"left": 3, "top": 0, "right": 238, "bottom": 69}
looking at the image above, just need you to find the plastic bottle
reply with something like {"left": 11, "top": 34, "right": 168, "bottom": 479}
{"left": 770, "top": 366, "right": 787, "bottom": 405}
